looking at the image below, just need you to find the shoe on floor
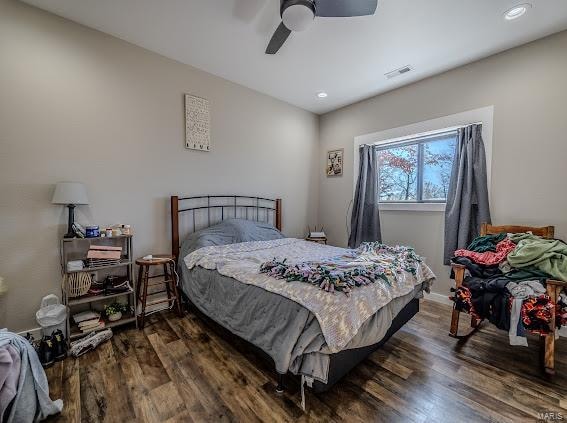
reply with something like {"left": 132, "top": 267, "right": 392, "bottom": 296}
{"left": 38, "top": 336, "right": 55, "bottom": 368}
{"left": 51, "top": 330, "right": 67, "bottom": 361}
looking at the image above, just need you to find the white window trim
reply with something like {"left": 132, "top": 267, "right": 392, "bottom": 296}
{"left": 379, "top": 202, "right": 446, "bottom": 212}
{"left": 353, "top": 106, "right": 494, "bottom": 212}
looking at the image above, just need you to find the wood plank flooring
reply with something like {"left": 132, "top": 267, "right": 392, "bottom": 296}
{"left": 45, "top": 300, "right": 567, "bottom": 422}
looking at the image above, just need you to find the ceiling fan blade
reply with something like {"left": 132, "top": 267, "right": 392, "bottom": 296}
{"left": 315, "top": 0, "right": 378, "bottom": 17}
{"left": 265, "top": 22, "right": 292, "bottom": 54}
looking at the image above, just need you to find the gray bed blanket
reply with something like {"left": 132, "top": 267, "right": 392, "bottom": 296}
{"left": 179, "top": 235, "right": 434, "bottom": 383}
{"left": 181, "top": 265, "right": 426, "bottom": 383}
{"left": 184, "top": 239, "right": 435, "bottom": 352}
{"left": 179, "top": 230, "right": 434, "bottom": 383}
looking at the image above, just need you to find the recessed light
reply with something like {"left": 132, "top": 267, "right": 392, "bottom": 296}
{"left": 317, "top": 92, "right": 328, "bottom": 98}
{"left": 504, "top": 3, "right": 531, "bottom": 20}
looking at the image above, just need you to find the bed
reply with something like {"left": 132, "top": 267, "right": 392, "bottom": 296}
{"left": 171, "top": 195, "right": 435, "bottom": 393}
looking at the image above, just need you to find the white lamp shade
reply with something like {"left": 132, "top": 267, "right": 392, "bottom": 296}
{"left": 51, "top": 182, "right": 89, "bottom": 205}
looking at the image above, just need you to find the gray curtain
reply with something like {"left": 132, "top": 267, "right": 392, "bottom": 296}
{"left": 349, "top": 145, "right": 381, "bottom": 248}
{"left": 443, "top": 124, "right": 491, "bottom": 264}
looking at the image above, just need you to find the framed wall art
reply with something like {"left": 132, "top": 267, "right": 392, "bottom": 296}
{"left": 326, "top": 149, "right": 344, "bottom": 176}
{"left": 185, "top": 94, "right": 210, "bottom": 151}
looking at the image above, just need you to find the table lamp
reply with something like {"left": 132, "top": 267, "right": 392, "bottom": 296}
{"left": 51, "top": 182, "right": 89, "bottom": 238}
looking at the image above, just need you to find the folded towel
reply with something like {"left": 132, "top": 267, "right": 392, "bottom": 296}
{"left": 66, "top": 260, "right": 84, "bottom": 272}
{"left": 72, "top": 311, "right": 100, "bottom": 324}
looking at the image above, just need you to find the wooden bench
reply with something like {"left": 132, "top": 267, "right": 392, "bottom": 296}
{"left": 449, "top": 223, "right": 567, "bottom": 375}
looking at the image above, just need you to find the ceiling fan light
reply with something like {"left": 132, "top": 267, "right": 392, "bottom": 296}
{"left": 282, "top": 2, "right": 315, "bottom": 31}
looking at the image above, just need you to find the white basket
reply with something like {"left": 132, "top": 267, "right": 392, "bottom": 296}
{"left": 36, "top": 294, "right": 67, "bottom": 337}
{"left": 65, "top": 273, "right": 92, "bottom": 297}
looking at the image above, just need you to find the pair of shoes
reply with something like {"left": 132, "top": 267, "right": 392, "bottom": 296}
{"left": 104, "top": 275, "right": 131, "bottom": 295}
{"left": 38, "top": 330, "right": 67, "bottom": 368}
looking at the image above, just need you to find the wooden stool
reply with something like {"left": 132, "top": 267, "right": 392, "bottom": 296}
{"left": 135, "top": 254, "right": 182, "bottom": 329}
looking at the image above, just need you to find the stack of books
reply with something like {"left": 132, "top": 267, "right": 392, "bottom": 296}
{"left": 86, "top": 245, "right": 122, "bottom": 268}
{"left": 73, "top": 310, "right": 105, "bottom": 333}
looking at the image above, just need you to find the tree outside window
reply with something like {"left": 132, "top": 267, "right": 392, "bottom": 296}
{"left": 377, "top": 132, "right": 457, "bottom": 202}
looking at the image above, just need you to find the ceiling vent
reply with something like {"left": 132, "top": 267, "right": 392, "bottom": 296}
{"left": 385, "top": 65, "right": 412, "bottom": 79}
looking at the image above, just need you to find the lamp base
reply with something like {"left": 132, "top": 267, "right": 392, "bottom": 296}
{"left": 65, "top": 203, "right": 76, "bottom": 238}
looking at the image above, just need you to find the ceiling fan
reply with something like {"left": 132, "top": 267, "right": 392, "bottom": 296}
{"left": 265, "top": 0, "right": 378, "bottom": 54}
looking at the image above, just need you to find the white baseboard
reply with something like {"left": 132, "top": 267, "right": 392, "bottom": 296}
{"left": 424, "top": 291, "right": 453, "bottom": 306}
{"left": 17, "top": 327, "right": 42, "bottom": 339}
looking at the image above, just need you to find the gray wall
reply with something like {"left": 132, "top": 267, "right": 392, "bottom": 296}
{"left": 2, "top": 0, "right": 566, "bottom": 331}
{"left": 0, "top": 0, "right": 319, "bottom": 331}
{"left": 319, "top": 30, "right": 567, "bottom": 297}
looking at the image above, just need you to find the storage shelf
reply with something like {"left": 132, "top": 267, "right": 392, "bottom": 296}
{"left": 70, "top": 314, "right": 137, "bottom": 340}
{"left": 67, "top": 260, "right": 131, "bottom": 274}
{"left": 67, "top": 289, "right": 134, "bottom": 306}
{"left": 62, "top": 234, "right": 137, "bottom": 344}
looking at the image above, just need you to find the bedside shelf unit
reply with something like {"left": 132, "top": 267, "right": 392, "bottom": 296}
{"left": 305, "top": 236, "right": 327, "bottom": 245}
{"left": 61, "top": 235, "right": 137, "bottom": 343}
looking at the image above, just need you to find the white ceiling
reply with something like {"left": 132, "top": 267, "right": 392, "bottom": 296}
{"left": 21, "top": 0, "right": 567, "bottom": 114}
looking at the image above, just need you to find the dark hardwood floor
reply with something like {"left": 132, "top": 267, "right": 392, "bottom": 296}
{"left": 45, "top": 300, "right": 567, "bottom": 422}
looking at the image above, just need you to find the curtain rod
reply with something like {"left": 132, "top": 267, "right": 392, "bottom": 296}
{"left": 359, "top": 121, "right": 483, "bottom": 148}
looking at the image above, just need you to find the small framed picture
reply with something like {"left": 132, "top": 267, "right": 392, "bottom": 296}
{"left": 326, "top": 149, "right": 344, "bottom": 176}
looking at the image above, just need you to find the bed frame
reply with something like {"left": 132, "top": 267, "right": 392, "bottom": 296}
{"left": 170, "top": 195, "right": 282, "bottom": 260}
{"left": 170, "top": 194, "right": 419, "bottom": 393}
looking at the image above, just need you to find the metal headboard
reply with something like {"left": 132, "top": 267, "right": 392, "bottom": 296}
{"left": 170, "top": 195, "right": 282, "bottom": 260}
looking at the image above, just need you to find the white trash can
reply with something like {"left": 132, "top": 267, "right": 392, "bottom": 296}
{"left": 36, "top": 294, "right": 67, "bottom": 337}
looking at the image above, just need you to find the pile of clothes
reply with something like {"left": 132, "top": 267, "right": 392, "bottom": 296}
{"left": 451, "top": 232, "right": 567, "bottom": 345}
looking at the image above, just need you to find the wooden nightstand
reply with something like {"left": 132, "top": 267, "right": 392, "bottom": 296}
{"left": 305, "top": 236, "right": 327, "bottom": 245}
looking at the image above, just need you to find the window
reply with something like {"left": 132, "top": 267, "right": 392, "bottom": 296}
{"left": 377, "top": 131, "right": 457, "bottom": 203}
